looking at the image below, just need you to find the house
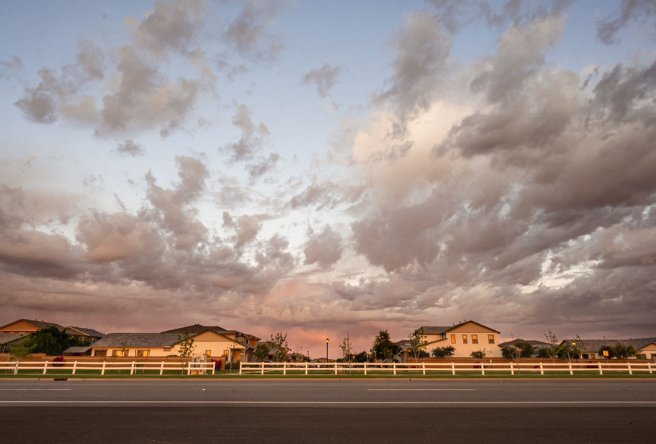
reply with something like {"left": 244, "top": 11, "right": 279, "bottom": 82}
{"left": 414, "top": 320, "right": 503, "bottom": 358}
{"left": 65, "top": 327, "right": 105, "bottom": 344}
{"left": 0, "top": 333, "right": 27, "bottom": 354}
{"left": 560, "top": 338, "right": 656, "bottom": 359}
{"left": 90, "top": 324, "right": 259, "bottom": 362}
{"left": 0, "top": 319, "right": 66, "bottom": 334}
{"left": 498, "top": 339, "right": 551, "bottom": 357}
{"left": 62, "top": 346, "right": 93, "bottom": 356}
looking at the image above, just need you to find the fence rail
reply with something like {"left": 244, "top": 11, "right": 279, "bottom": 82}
{"left": 0, "top": 360, "right": 215, "bottom": 376}
{"left": 239, "top": 361, "right": 654, "bottom": 376}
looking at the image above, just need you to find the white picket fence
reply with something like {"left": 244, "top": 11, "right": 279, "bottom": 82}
{"left": 240, "top": 361, "right": 655, "bottom": 376}
{"left": 0, "top": 360, "right": 215, "bottom": 376}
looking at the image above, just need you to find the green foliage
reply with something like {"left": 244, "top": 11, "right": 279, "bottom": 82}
{"left": 613, "top": 343, "right": 637, "bottom": 360}
{"left": 254, "top": 343, "right": 270, "bottom": 361}
{"left": 543, "top": 330, "right": 560, "bottom": 362}
{"left": 372, "top": 330, "right": 400, "bottom": 361}
{"left": 9, "top": 342, "right": 34, "bottom": 362}
{"left": 470, "top": 350, "right": 487, "bottom": 359}
{"left": 267, "top": 332, "right": 291, "bottom": 362}
{"left": 431, "top": 346, "right": 455, "bottom": 358}
{"left": 353, "top": 351, "right": 369, "bottom": 363}
{"left": 514, "top": 342, "right": 535, "bottom": 357}
{"left": 23, "top": 327, "right": 72, "bottom": 356}
{"left": 408, "top": 328, "right": 429, "bottom": 360}
{"left": 598, "top": 345, "right": 616, "bottom": 359}
{"left": 289, "top": 352, "right": 310, "bottom": 362}
{"left": 176, "top": 328, "right": 196, "bottom": 373}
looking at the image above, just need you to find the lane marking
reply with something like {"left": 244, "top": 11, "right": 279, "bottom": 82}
{"left": 369, "top": 388, "right": 476, "bottom": 392}
{"left": 0, "top": 389, "right": 72, "bottom": 391}
{"left": 0, "top": 400, "right": 655, "bottom": 405}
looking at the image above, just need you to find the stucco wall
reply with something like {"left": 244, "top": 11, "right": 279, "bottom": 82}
{"left": 0, "top": 321, "right": 40, "bottom": 333}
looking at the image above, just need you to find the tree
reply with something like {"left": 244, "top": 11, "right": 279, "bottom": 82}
{"left": 501, "top": 345, "right": 524, "bottom": 375}
{"left": 9, "top": 342, "right": 34, "bottom": 363}
{"left": 432, "top": 346, "right": 455, "bottom": 358}
{"left": 613, "top": 343, "right": 637, "bottom": 360}
{"left": 544, "top": 330, "right": 560, "bottom": 365}
{"left": 177, "top": 329, "right": 196, "bottom": 375}
{"left": 513, "top": 341, "right": 535, "bottom": 358}
{"left": 268, "top": 332, "right": 291, "bottom": 362}
{"left": 339, "top": 331, "right": 354, "bottom": 367}
{"left": 572, "top": 335, "right": 586, "bottom": 359}
{"left": 470, "top": 350, "right": 487, "bottom": 359}
{"left": 408, "top": 328, "right": 429, "bottom": 360}
{"left": 372, "top": 330, "right": 400, "bottom": 361}
{"left": 22, "top": 327, "right": 72, "bottom": 356}
{"left": 353, "top": 351, "right": 368, "bottom": 363}
{"left": 254, "top": 343, "right": 270, "bottom": 362}
{"left": 118, "top": 340, "right": 131, "bottom": 358}
{"left": 598, "top": 345, "right": 616, "bottom": 359}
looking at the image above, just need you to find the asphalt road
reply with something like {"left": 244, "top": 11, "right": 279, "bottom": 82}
{"left": 1, "top": 379, "right": 655, "bottom": 443}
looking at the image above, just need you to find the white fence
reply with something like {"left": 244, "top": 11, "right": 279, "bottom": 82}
{"left": 240, "top": 361, "right": 655, "bottom": 376}
{"left": 0, "top": 360, "right": 215, "bottom": 376}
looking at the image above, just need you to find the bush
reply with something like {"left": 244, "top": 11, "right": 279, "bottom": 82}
{"left": 470, "top": 350, "right": 486, "bottom": 359}
{"left": 432, "top": 346, "right": 455, "bottom": 358}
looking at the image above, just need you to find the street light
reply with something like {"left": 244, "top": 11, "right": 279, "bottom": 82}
{"left": 326, "top": 338, "right": 329, "bottom": 362}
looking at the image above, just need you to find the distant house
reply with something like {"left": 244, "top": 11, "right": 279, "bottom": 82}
{"left": 65, "top": 327, "right": 105, "bottom": 344}
{"left": 498, "top": 339, "right": 550, "bottom": 357}
{"left": 0, "top": 333, "right": 27, "bottom": 354}
{"left": 90, "top": 324, "right": 259, "bottom": 362}
{"left": 414, "top": 320, "right": 503, "bottom": 358}
{"left": 560, "top": 338, "right": 656, "bottom": 360}
{"left": 0, "top": 319, "right": 65, "bottom": 334}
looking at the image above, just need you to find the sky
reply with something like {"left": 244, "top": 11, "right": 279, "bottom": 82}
{"left": 1, "top": 0, "right": 656, "bottom": 358}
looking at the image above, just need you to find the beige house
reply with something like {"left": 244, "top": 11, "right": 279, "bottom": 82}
{"left": 560, "top": 338, "right": 656, "bottom": 360}
{"left": 64, "top": 326, "right": 105, "bottom": 344}
{"left": 90, "top": 324, "right": 259, "bottom": 362}
{"left": 0, "top": 319, "right": 65, "bottom": 334}
{"left": 416, "top": 320, "right": 503, "bottom": 358}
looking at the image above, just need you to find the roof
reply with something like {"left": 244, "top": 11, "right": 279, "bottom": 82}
{"left": 418, "top": 320, "right": 501, "bottom": 335}
{"left": 63, "top": 346, "right": 91, "bottom": 354}
{"left": 561, "top": 338, "right": 656, "bottom": 351}
{"left": 161, "top": 324, "right": 227, "bottom": 335}
{"left": 395, "top": 339, "right": 412, "bottom": 350}
{"left": 499, "top": 339, "right": 550, "bottom": 348}
{"left": 91, "top": 333, "right": 181, "bottom": 348}
{"left": 66, "top": 326, "right": 105, "bottom": 338}
{"left": 0, "top": 319, "right": 65, "bottom": 332}
{"left": 0, "top": 333, "right": 27, "bottom": 345}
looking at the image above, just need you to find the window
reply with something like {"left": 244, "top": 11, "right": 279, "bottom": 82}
{"left": 488, "top": 335, "right": 495, "bottom": 344}
{"left": 163, "top": 346, "right": 171, "bottom": 352}
{"left": 94, "top": 350, "right": 107, "bottom": 357}
{"left": 472, "top": 335, "right": 478, "bottom": 344}
{"left": 136, "top": 350, "right": 149, "bottom": 357}
{"left": 205, "top": 350, "right": 211, "bottom": 357}
{"left": 451, "top": 334, "right": 456, "bottom": 344}
{"left": 112, "top": 350, "right": 126, "bottom": 357}
{"left": 462, "top": 334, "right": 468, "bottom": 344}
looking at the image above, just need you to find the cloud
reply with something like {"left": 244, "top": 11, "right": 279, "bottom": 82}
{"left": 596, "top": 0, "right": 656, "bottom": 44}
{"left": 221, "top": 104, "right": 270, "bottom": 162}
{"left": 303, "top": 225, "right": 343, "bottom": 269}
{"left": 223, "top": 0, "right": 285, "bottom": 61}
{"left": 0, "top": 54, "right": 23, "bottom": 80}
{"left": 246, "top": 153, "right": 279, "bottom": 181}
{"left": 302, "top": 64, "right": 341, "bottom": 98}
{"left": 374, "top": 12, "right": 453, "bottom": 135}
{"left": 124, "top": 0, "right": 207, "bottom": 58}
{"left": 115, "top": 139, "right": 147, "bottom": 157}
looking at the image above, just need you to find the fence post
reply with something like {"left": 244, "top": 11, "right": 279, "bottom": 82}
{"left": 510, "top": 362, "right": 514, "bottom": 375}
{"left": 130, "top": 361, "right": 135, "bottom": 375}
{"left": 364, "top": 363, "right": 367, "bottom": 376}
{"left": 304, "top": 363, "right": 307, "bottom": 375}
{"left": 451, "top": 362, "right": 455, "bottom": 375}
{"left": 539, "top": 362, "right": 544, "bottom": 376}
{"left": 334, "top": 362, "right": 337, "bottom": 375}
{"left": 43, "top": 361, "right": 48, "bottom": 375}
{"left": 598, "top": 362, "right": 603, "bottom": 375}
{"left": 14, "top": 361, "right": 19, "bottom": 375}
{"left": 648, "top": 362, "right": 652, "bottom": 375}
{"left": 422, "top": 362, "right": 426, "bottom": 376}
{"left": 568, "top": 362, "right": 573, "bottom": 375}
{"left": 628, "top": 362, "right": 632, "bottom": 375}
{"left": 261, "top": 362, "right": 264, "bottom": 375}
{"left": 72, "top": 361, "right": 77, "bottom": 375}
{"left": 212, "top": 362, "right": 215, "bottom": 376}
{"left": 160, "top": 361, "right": 165, "bottom": 376}
{"left": 392, "top": 363, "right": 396, "bottom": 376}
{"left": 187, "top": 362, "right": 191, "bottom": 376}
{"left": 481, "top": 363, "right": 485, "bottom": 376}
{"left": 283, "top": 362, "right": 287, "bottom": 375}
{"left": 101, "top": 361, "right": 106, "bottom": 375}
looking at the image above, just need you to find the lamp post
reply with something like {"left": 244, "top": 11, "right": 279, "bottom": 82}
{"left": 326, "top": 338, "right": 329, "bottom": 362}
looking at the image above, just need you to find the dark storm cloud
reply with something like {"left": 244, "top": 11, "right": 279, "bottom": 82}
{"left": 596, "top": 0, "right": 656, "bottom": 45}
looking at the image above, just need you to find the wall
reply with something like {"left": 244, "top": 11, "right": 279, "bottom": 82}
{"left": 422, "top": 324, "right": 502, "bottom": 358}
{"left": 0, "top": 321, "right": 40, "bottom": 333}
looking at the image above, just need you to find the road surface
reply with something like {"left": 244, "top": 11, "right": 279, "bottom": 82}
{"left": 1, "top": 379, "right": 654, "bottom": 443}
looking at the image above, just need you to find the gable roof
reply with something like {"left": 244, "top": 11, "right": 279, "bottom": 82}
{"left": 418, "top": 320, "right": 500, "bottom": 335}
{"left": 91, "top": 333, "right": 181, "bottom": 348}
{"left": 499, "top": 339, "right": 550, "bottom": 348}
{"left": 66, "top": 326, "right": 105, "bottom": 338}
{"left": 0, "top": 319, "right": 65, "bottom": 332}
{"left": 561, "top": 338, "right": 656, "bottom": 351}
{"left": 0, "top": 333, "right": 27, "bottom": 345}
{"left": 161, "top": 324, "right": 227, "bottom": 335}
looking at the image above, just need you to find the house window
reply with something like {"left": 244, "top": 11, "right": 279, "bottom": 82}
{"left": 462, "top": 334, "right": 468, "bottom": 344}
{"left": 488, "top": 335, "right": 495, "bottom": 344}
{"left": 451, "top": 334, "right": 456, "bottom": 344}
{"left": 164, "top": 347, "right": 171, "bottom": 352}
{"left": 94, "top": 350, "right": 107, "bottom": 357}
{"left": 112, "top": 350, "right": 127, "bottom": 357}
{"left": 472, "top": 335, "right": 478, "bottom": 344}
{"left": 205, "top": 350, "right": 211, "bottom": 357}
{"left": 136, "top": 350, "right": 149, "bottom": 357}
